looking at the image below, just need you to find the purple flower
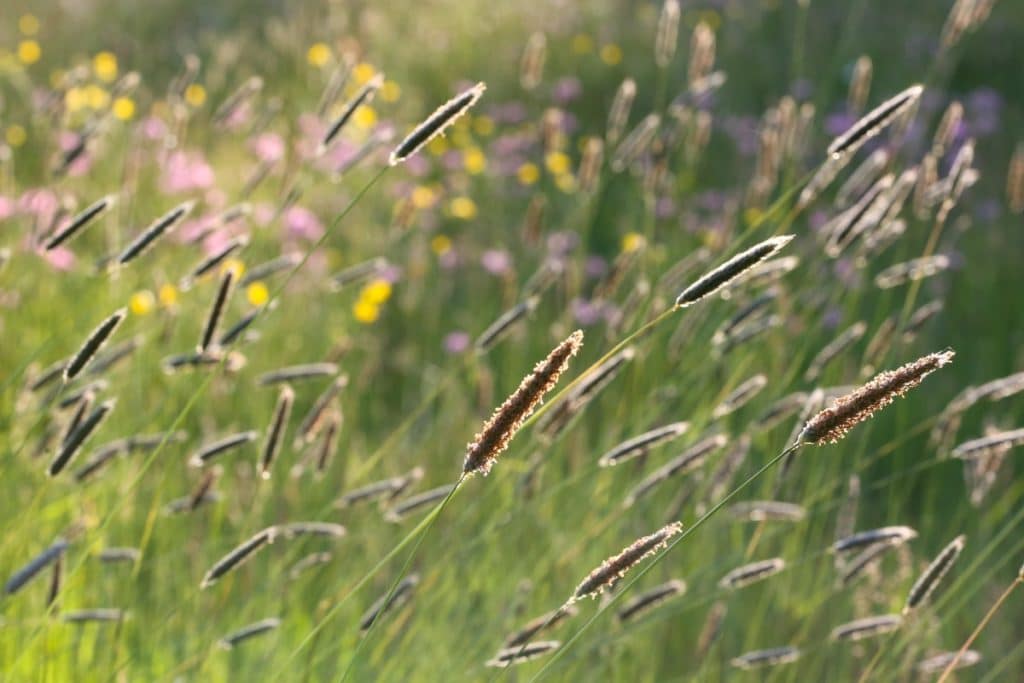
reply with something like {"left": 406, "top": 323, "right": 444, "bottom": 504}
{"left": 141, "top": 116, "right": 168, "bottom": 141}
{"left": 825, "top": 112, "right": 857, "bottom": 138}
{"left": 966, "top": 87, "right": 1001, "bottom": 136}
{"left": 552, "top": 77, "right": 582, "bottom": 104}
{"left": 572, "top": 298, "right": 603, "bottom": 326}
{"left": 546, "top": 230, "right": 579, "bottom": 258}
{"left": 655, "top": 197, "right": 676, "bottom": 220}
{"left": 790, "top": 79, "right": 814, "bottom": 101}
{"left": 585, "top": 255, "right": 608, "bottom": 279}
{"left": 282, "top": 206, "right": 324, "bottom": 241}
{"left": 250, "top": 132, "right": 285, "bottom": 163}
{"left": 487, "top": 102, "right": 529, "bottom": 125}
{"left": 480, "top": 249, "right": 512, "bottom": 276}
{"left": 443, "top": 331, "right": 470, "bottom": 354}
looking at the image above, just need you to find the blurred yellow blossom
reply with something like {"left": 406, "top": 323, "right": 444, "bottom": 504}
{"left": 130, "top": 290, "right": 156, "bottom": 316}
{"left": 93, "top": 51, "right": 118, "bottom": 82}
{"left": 65, "top": 87, "right": 87, "bottom": 113}
{"left": 600, "top": 43, "right": 623, "bottom": 65}
{"left": 380, "top": 80, "right": 401, "bottom": 102}
{"left": 158, "top": 284, "right": 179, "bottom": 308}
{"left": 19, "top": 14, "right": 40, "bottom": 36}
{"left": 352, "top": 62, "right": 375, "bottom": 85}
{"left": 112, "top": 97, "right": 135, "bottom": 120}
{"left": 472, "top": 116, "right": 495, "bottom": 136}
{"left": 463, "top": 147, "right": 486, "bottom": 174}
{"left": 430, "top": 234, "right": 452, "bottom": 255}
{"left": 545, "top": 152, "right": 571, "bottom": 175}
{"left": 84, "top": 85, "right": 110, "bottom": 110}
{"left": 555, "top": 173, "right": 577, "bottom": 194}
{"left": 307, "top": 42, "right": 331, "bottom": 68}
{"left": 572, "top": 34, "right": 594, "bottom": 54}
{"left": 18, "top": 40, "right": 41, "bottom": 65}
{"left": 246, "top": 282, "right": 270, "bottom": 307}
{"left": 5, "top": 125, "right": 27, "bottom": 147}
{"left": 353, "top": 105, "right": 377, "bottom": 129}
{"left": 449, "top": 197, "right": 478, "bottom": 220}
{"left": 353, "top": 299, "right": 380, "bottom": 323}
{"left": 411, "top": 186, "right": 436, "bottom": 209}
{"left": 621, "top": 232, "right": 646, "bottom": 253}
{"left": 184, "top": 83, "right": 206, "bottom": 107}
{"left": 517, "top": 162, "right": 540, "bottom": 185}
{"left": 361, "top": 278, "right": 393, "bottom": 305}
{"left": 427, "top": 135, "right": 448, "bottom": 156}
{"left": 221, "top": 258, "right": 245, "bottom": 280}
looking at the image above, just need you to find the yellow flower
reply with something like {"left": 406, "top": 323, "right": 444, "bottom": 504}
{"left": 184, "top": 83, "right": 206, "bottom": 107}
{"left": 112, "top": 97, "right": 135, "bottom": 120}
{"left": 449, "top": 197, "right": 478, "bottom": 220}
{"left": 555, "top": 173, "right": 577, "bottom": 194}
{"left": 600, "top": 43, "right": 623, "bottom": 66}
{"left": 84, "top": 84, "right": 110, "bottom": 110}
{"left": 158, "top": 284, "right": 179, "bottom": 308}
{"left": 65, "top": 87, "right": 87, "bottom": 113}
{"left": 545, "top": 152, "right": 571, "bottom": 175}
{"left": 450, "top": 129, "right": 472, "bottom": 149}
{"left": 352, "top": 62, "right": 376, "bottom": 85}
{"left": 472, "top": 115, "right": 495, "bottom": 137}
{"left": 621, "top": 232, "right": 646, "bottom": 253}
{"left": 221, "top": 258, "right": 245, "bottom": 280}
{"left": 306, "top": 42, "right": 331, "bottom": 68}
{"left": 5, "top": 125, "right": 27, "bottom": 147}
{"left": 430, "top": 234, "right": 452, "bottom": 255}
{"left": 572, "top": 34, "right": 594, "bottom": 54}
{"left": 246, "top": 282, "right": 270, "bottom": 307}
{"left": 380, "top": 80, "right": 401, "bottom": 102}
{"left": 353, "top": 105, "right": 377, "bottom": 129}
{"left": 17, "top": 40, "right": 41, "bottom": 65}
{"left": 129, "top": 290, "right": 156, "bottom": 316}
{"left": 353, "top": 299, "right": 380, "bottom": 323}
{"left": 463, "top": 147, "right": 486, "bottom": 175}
{"left": 411, "top": 186, "right": 436, "bottom": 209}
{"left": 361, "top": 278, "right": 393, "bottom": 305}
{"left": 427, "top": 135, "right": 448, "bottom": 156}
{"left": 92, "top": 51, "right": 118, "bottom": 82}
{"left": 19, "top": 14, "right": 40, "bottom": 36}
{"left": 517, "top": 162, "right": 540, "bottom": 186}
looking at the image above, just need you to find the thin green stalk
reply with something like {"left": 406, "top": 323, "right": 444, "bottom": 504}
{"left": 936, "top": 576, "right": 1022, "bottom": 683}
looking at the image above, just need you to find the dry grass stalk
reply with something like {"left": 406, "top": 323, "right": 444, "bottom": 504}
{"left": 49, "top": 399, "right": 115, "bottom": 476}
{"left": 97, "top": 547, "right": 141, "bottom": 564}
{"left": 830, "top": 614, "right": 902, "bottom": 641}
{"left": 200, "top": 526, "right": 279, "bottom": 588}
{"left": 390, "top": 82, "right": 486, "bottom": 165}
{"left": 1009, "top": 143, "right": 1024, "bottom": 214}
{"left": 64, "top": 309, "right": 127, "bottom": 382}
{"left": 731, "top": 646, "right": 801, "bottom": 670}
{"left": 259, "top": 385, "right": 294, "bottom": 479}
{"left": 519, "top": 32, "right": 547, "bottom": 90}
{"left": 833, "top": 526, "right": 918, "bottom": 554}
{"left": 836, "top": 149, "right": 889, "bottom": 209}
{"left": 504, "top": 605, "right": 578, "bottom": 647}
{"left": 728, "top": 501, "right": 806, "bottom": 523}
{"left": 4, "top": 538, "right": 70, "bottom": 595}
{"left": 486, "top": 641, "right": 561, "bottom": 668}
{"left": 463, "top": 330, "right": 583, "bottom": 476}
{"left": 295, "top": 375, "right": 349, "bottom": 446}
{"left": 712, "top": 374, "right": 768, "bottom": 418}
{"left": 189, "top": 430, "right": 259, "bottom": 467}
{"left": 622, "top": 433, "right": 728, "bottom": 508}
{"left": 799, "top": 350, "right": 955, "bottom": 445}
{"left": 952, "top": 428, "right": 1024, "bottom": 460}
{"left": 199, "top": 269, "right": 235, "bottom": 352}
{"left": 569, "top": 522, "right": 683, "bottom": 603}
{"left": 384, "top": 483, "right": 455, "bottom": 522}
{"left": 696, "top": 601, "right": 728, "bottom": 657}
{"left": 218, "top": 618, "right": 281, "bottom": 649}
{"left": 181, "top": 235, "right": 249, "bottom": 289}
{"left": 611, "top": 113, "right": 661, "bottom": 172}
{"left": 804, "top": 322, "right": 868, "bottom": 382}
{"left": 675, "top": 235, "right": 794, "bottom": 307}
{"left": 288, "top": 552, "right": 332, "bottom": 580}
{"left": 827, "top": 85, "right": 923, "bottom": 160}
{"left": 44, "top": 195, "right": 115, "bottom": 250}
{"left": 718, "top": 557, "right": 786, "bottom": 590}
{"left": 688, "top": 21, "right": 716, "bottom": 85}
{"left": 474, "top": 297, "right": 541, "bottom": 352}
{"left": 117, "top": 201, "right": 194, "bottom": 265}
{"left": 597, "top": 421, "right": 689, "bottom": 468}
{"left": 918, "top": 650, "right": 981, "bottom": 674}
{"left": 752, "top": 392, "right": 808, "bottom": 433}
{"left": 606, "top": 78, "right": 637, "bottom": 145}
{"left": 904, "top": 534, "right": 966, "bottom": 612}
{"left": 319, "top": 74, "right": 383, "bottom": 154}
{"left": 63, "top": 609, "right": 126, "bottom": 623}
{"left": 655, "top": 0, "right": 681, "bottom": 67}
{"left": 359, "top": 574, "right": 420, "bottom": 631}
{"left": 847, "top": 56, "right": 873, "bottom": 114}
{"left": 257, "top": 363, "right": 339, "bottom": 386}
{"left": 617, "top": 579, "right": 686, "bottom": 622}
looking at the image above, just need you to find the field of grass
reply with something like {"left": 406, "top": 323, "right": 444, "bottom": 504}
{"left": 1, "top": 0, "right": 1023, "bottom": 680}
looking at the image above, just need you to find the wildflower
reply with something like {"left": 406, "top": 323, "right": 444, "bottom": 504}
{"left": 306, "top": 43, "right": 331, "bottom": 68}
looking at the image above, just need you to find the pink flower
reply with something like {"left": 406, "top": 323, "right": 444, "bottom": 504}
{"left": 42, "top": 246, "right": 76, "bottom": 271}
{"left": 160, "top": 150, "right": 215, "bottom": 194}
{"left": 251, "top": 132, "right": 285, "bottom": 163}
{"left": 480, "top": 249, "right": 512, "bottom": 276}
{"left": 282, "top": 205, "right": 324, "bottom": 241}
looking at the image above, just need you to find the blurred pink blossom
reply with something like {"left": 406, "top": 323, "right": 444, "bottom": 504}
{"left": 282, "top": 206, "right": 324, "bottom": 241}
{"left": 160, "top": 150, "right": 215, "bottom": 194}
{"left": 251, "top": 132, "right": 285, "bottom": 163}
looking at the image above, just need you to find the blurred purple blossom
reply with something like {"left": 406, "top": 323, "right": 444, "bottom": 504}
{"left": 546, "top": 230, "right": 579, "bottom": 258}
{"left": 480, "top": 249, "right": 512, "bottom": 276}
{"left": 443, "top": 331, "right": 470, "bottom": 354}
{"left": 572, "top": 298, "right": 604, "bottom": 326}
{"left": 552, "top": 77, "right": 582, "bottom": 104}
{"left": 487, "top": 102, "right": 529, "bottom": 125}
{"left": 966, "top": 88, "right": 1001, "bottom": 136}
{"left": 282, "top": 206, "right": 324, "bottom": 241}
{"left": 585, "top": 255, "right": 608, "bottom": 279}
